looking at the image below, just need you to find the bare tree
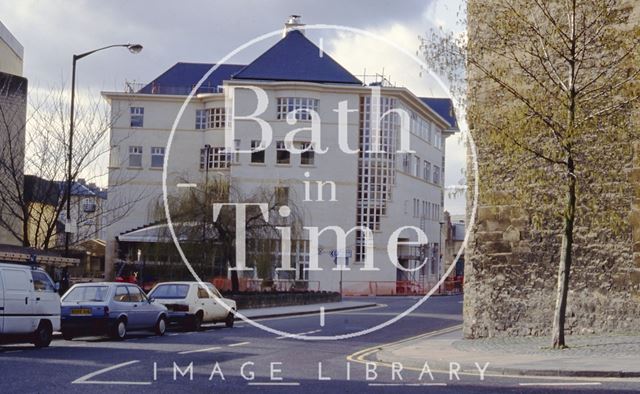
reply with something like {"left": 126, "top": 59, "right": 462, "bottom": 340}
{"left": 154, "top": 178, "right": 304, "bottom": 292}
{"left": 0, "top": 81, "right": 144, "bottom": 250}
{"left": 422, "top": 0, "right": 639, "bottom": 348}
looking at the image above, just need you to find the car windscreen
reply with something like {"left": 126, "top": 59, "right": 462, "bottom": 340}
{"left": 149, "top": 284, "right": 190, "bottom": 299}
{"left": 62, "top": 286, "right": 110, "bottom": 302}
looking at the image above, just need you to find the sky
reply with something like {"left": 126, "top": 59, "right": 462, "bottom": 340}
{"left": 0, "top": 0, "right": 467, "bottom": 215}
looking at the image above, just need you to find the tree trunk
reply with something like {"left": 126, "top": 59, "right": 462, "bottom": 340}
{"left": 551, "top": 159, "right": 576, "bottom": 349}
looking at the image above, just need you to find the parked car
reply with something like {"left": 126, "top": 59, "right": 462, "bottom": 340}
{"left": 0, "top": 262, "right": 60, "bottom": 348}
{"left": 148, "top": 282, "right": 236, "bottom": 331}
{"left": 60, "top": 282, "right": 168, "bottom": 340}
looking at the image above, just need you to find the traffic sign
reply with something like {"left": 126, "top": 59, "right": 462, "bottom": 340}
{"left": 330, "top": 249, "right": 352, "bottom": 259}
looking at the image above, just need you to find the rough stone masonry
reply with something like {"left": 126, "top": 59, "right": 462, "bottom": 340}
{"left": 463, "top": 0, "right": 640, "bottom": 339}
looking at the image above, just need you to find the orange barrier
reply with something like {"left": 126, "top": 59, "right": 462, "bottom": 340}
{"left": 341, "top": 279, "right": 463, "bottom": 296}
{"left": 211, "top": 277, "right": 321, "bottom": 292}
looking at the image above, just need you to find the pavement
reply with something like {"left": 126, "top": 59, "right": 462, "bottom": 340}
{"left": 375, "top": 326, "right": 640, "bottom": 378}
{"left": 5, "top": 295, "right": 640, "bottom": 393}
{"left": 238, "top": 300, "right": 379, "bottom": 319}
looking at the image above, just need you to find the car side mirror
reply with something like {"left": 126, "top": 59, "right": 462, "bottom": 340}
{"left": 148, "top": 297, "right": 155, "bottom": 303}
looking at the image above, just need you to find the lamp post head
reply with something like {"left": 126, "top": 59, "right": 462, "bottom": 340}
{"left": 127, "top": 44, "right": 143, "bottom": 54}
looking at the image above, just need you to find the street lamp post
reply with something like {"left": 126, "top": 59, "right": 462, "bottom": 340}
{"left": 65, "top": 43, "right": 143, "bottom": 257}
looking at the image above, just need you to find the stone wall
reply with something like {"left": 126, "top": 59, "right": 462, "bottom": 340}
{"left": 464, "top": 197, "right": 640, "bottom": 338}
{"left": 463, "top": 0, "right": 640, "bottom": 339}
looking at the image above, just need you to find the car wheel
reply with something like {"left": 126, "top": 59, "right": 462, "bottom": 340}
{"left": 155, "top": 316, "right": 167, "bottom": 336}
{"left": 111, "top": 318, "right": 127, "bottom": 340}
{"left": 225, "top": 312, "right": 235, "bottom": 328}
{"left": 62, "top": 330, "right": 74, "bottom": 341}
{"left": 33, "top": 321, "right": 53, "bottom": 348}
{"left": 191, "top": 312, "right": 203, "bottom": 332}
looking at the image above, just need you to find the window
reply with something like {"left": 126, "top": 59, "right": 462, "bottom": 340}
{"left": 414, "top": 155, "right": 421, "bottom": 177}
{"left": 401, "top": 153, "right": 411, "bottom": 173}
{"left": 207, "top": 107, "right": 225, "bottom": 129}
{"left": 207, "top": 285, "right": 223, "bottom": 299}
{"left": 197, "top": 287, "right": 211, "bottom": 299}
{"left": 275, "top": 186, "right": 289, "bottom": 206}
{"left": 114, "top": 286, "right": 129, "bottom": 302}
{"left": 276, "top": 97, "right": 319, "bottom": 121}
{"left": 151, "top": 147, "right": 165, "bottom": 168}
{"left": 423, "top": 161, "right": 431, "bottom": 181}
{"left": 82, "top": 198, "right": 96, "bottom": 212}
{"left": 149, "top": 284, "right": 189, "bottom": 299}
{"left": 130, "top": 106, "right": 144, "bottom": 127}
{"left": 31, "top": 271, "right": 55, "bottom": 292}
{"left": 276, "top": 141, "right": 290, "bottom": 164}
{"left": 200, "top": 146, "right": 229, "bottom": 169}
{"left": 129, "top": 146, "right": 143, "bottom": 167}
{"left": 127, "top": 286, "right": 146, "bottom": 303}
{"left": 433, "top": 165, "right": 441, "bottom": 184}
{"left": 62, "top": 286, "right": 109, "bottom": 302}
{"left": 300, "top": 142, "right": 314, "bottom": 165}
{"left": 251, "top": 140, "right": 265, "bottom": 164}
{"left": 196, "top": 109, "right": 207, "bottom": 129}
{"left": 196, "top": 108, "right": 225, "bottom": 129}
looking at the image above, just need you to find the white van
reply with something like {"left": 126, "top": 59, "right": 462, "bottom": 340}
{"left": 0, "top": 262, "right": 61, "bottom": 347}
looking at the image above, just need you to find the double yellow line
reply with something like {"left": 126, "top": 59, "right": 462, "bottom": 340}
{"left": 346, "top": 324, "right": 462, "bottom": 372}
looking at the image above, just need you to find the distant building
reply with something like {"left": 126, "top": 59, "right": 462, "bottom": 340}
{"left": 442, "top": 211, "right": 464, "bottom": 289}
{"left": 103, "top": 16, "right": 459, "bottom": 293}
{"left": 0, "top": 20, "right": 26, "bottom": 246}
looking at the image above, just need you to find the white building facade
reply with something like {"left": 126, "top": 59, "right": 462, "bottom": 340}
{"left": 103, "top": 23, "right": 458, "bottom": 294}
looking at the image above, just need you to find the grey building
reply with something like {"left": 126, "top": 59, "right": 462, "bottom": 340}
{"left": 0, "top": 20, "right": 26, "bottom": 246}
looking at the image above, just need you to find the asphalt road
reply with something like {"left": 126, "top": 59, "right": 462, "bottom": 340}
{"left": 1, "top": 295, "right": 639, "bottom": 393}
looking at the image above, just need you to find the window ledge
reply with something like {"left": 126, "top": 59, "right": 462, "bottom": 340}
{"left": 249, "top": 162, "right": 266, "bottom": 166}
{"left": 126, "top": 166, "right": 143, "bottom": 170}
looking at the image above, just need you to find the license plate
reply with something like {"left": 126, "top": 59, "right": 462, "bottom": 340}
{"left": 71, "top": 308, "right": 92, "bottom": 316}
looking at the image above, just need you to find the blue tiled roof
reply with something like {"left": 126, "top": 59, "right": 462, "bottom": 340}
{"left": 139, "top": 63, "right": 246, "bottom": 95}
{"left": 232, "top": 30, "right": 362, "bottom": 85}
{"left": 419, "top": 97, "right": 459, "bottom": 130}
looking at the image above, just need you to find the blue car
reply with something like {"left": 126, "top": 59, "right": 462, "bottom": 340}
{"left": 60, "top": 282, "right": 168, "bottom": 340}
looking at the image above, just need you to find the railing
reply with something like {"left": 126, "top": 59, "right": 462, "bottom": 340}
{"left": 341, "top": 279, "right": 464, "bottom": 296}
{"left": 124, "top": 81, "right": 222, "bottom": 95}
{"left": 211, "top": 277, "right": 321, "bottom": 292}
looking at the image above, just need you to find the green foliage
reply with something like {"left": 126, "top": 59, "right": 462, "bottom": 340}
{"left": 421, "top": 0, "right": 639, "bottom": 231}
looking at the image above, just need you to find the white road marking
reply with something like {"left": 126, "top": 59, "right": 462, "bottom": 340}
{"left": 519, "top": 382, "right": 602, "bottom": 386}
{"left": 276, "top": 329, "right": 321, "bottom": 340}
{"left": 177, "top": 346, "right": 221, "bottom": 355}
{"left": 228, "top": 341, "right": 250, "bottom": 347}
{"left": 72, "top": 360, "right": 151, "bottom": 385}
{"left": 368, "top": 383, "right": 447, "bottom": 387}
{"left": 320, "top": 306, "right": 325, "bottom": 327}
{"left": 176, "top": 183, "right": 198, "bottom": 188}
{"left": 248, "top": 382, "right": 301, "bottom": 386}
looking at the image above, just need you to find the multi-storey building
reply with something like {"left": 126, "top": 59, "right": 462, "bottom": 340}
{"left": 103, "top": 18, "right": 458, "bottom": 293}
{"left": 0, "top": 20, "right": 26, "bottom": 246}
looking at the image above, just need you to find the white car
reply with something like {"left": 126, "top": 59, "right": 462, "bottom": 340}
{"left": 0, "top": 262, "right": 60, "bottom": 347}
{"left": 148, "top": 282, "right": 236, "bottom": 331}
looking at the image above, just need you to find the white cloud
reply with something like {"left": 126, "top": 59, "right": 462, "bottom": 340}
{"left": 326, "top": 14, "right": 467, "bottom": 215}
